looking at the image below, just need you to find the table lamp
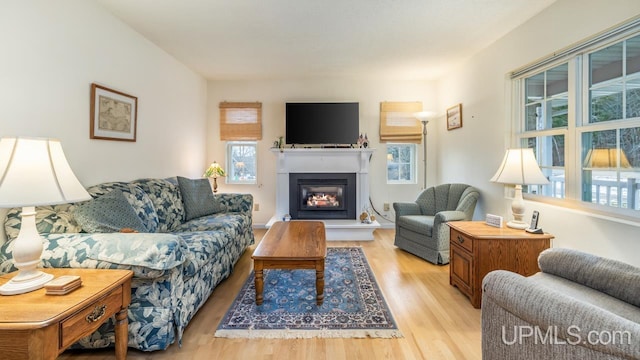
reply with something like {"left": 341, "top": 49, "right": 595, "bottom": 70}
{"left": 583, "top": 148, "right": 631, "bottom": 169}
{"left": 0, "top": 137, "right": 91, "bottom": 295}
{"left": 203, "top": 161, "right": 226, "bottom": 193}
{"left": 490, "top": 148, "right": 549, "bottom": 229}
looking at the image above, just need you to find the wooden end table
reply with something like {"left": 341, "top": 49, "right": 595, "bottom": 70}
{"left": 0, "top": 268, "right": 133, "bottom": 360}
{"left": 448, "top": 221, "right": 554, "bottom": 308}
{"left": 252, "top": 220, "right": 327, "bottom": 305}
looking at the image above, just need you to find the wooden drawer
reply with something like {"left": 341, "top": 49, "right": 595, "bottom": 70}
{"left": 450, "top": 244, "right": 473, "bottom": 294}
{"left": 60, "top": 286, "right": 123, "bottom": 349}
{"left": 450, "top": 229, "right": 473, "bottom": 253}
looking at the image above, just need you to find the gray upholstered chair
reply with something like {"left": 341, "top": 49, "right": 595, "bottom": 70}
{"left": 393, "top": 183, "right": 479, "bottom": 264}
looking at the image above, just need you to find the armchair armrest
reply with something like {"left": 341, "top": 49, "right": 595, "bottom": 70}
{"left": 433, "top": 210, "right": 467, "bottom": 233}
{"left": 482, "top": 270, "right": 640, "bottom": 359}
{"left": 393, "top": 202, "right": 421, "bottom": 217}
{"left": 435, "top": 210, "right": 467, "bottom": 224}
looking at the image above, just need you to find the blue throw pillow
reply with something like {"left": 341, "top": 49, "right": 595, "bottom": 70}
{"left": 73, "top": 189, "right": 147, "bottom": 233}
{"left": 177, "top": 176, "right": 226, "bottom": 221}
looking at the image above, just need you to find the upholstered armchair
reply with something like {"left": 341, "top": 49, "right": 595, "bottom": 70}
{"left": 393, "top": 183, "right": 479, "bottom": 264}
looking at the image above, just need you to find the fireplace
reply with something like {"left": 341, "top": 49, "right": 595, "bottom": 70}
{"left": 270, "top": 148, "right": 378, "bottom": 240}
{"left": 289, "top": 173, "right": 356, "bottom": 220}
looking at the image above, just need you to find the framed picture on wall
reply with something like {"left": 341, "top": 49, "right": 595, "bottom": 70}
{"left": 90, "top": 83, "right": 138, "bottom": 141}
{"left": 446, "top": 103, "right": 462, "bottom": 130}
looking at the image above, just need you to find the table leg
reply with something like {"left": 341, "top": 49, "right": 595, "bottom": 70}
{"left": 254, "top": 260, "right": 264, "bottom": 305}
{"left": 115, "top": 307, "right": 128, "bottom": 360}
{"left": 316, "top": 259, "right": 325, "bottom": 305}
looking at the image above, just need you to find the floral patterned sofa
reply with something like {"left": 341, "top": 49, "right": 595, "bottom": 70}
{"left": 0, "top": 177, "right": 254, "bottom": 352}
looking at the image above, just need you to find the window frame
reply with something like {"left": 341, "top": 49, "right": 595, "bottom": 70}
{"left": 511, "top": 28, "right": 640, "bottom": 223}
{"left": 386, "top": 143, "right": 417, "bottom": 185}
{"left": 225, "top": 141, "right": 258, "bottom": 185}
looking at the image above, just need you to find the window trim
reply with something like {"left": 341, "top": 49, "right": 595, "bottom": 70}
{"left": 225, "top": 141, "right": 257, "bottom": 185}
{"left": 386, "top": 143, "right": 418, "bottom": 185}
{"left": 511, "top": 20, "right": 640, "bottom": 223}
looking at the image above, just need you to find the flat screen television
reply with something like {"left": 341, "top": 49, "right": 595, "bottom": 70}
{"left": 285, "top": 102, "right": 359, "bottom": 145}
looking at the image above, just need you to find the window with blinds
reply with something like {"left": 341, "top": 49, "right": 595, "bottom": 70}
{"left": 219, "top": 102, "right": 262, "bottom": 140}
{"left": 379, "top": 101, "right": 423, "bottom": 143}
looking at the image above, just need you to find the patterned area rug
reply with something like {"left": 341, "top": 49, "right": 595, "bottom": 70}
{"left": 215, "top": 247, "right": 402, "bottom": 339}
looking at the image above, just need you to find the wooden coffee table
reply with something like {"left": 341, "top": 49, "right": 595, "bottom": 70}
{"left": 252, "top": 220, "right": 327, "bottom": 305}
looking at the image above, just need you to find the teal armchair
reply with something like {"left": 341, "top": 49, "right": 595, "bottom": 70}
{"left": 393, "top": 183, "right": 479, "bottom": 264}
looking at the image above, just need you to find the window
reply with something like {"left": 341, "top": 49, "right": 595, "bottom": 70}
{"left": 386, "top": 144, "right": 417, "bottom": 184}
{"left": 226, "top": 142, "right": 257, "bottom": 184}
{"left": 513, "top": 25, "right": 640, "bottom": 219}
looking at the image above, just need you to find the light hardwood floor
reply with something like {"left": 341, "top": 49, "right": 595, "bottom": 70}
{"left": 60, "top": 229, "right": 481, "bottom": 360}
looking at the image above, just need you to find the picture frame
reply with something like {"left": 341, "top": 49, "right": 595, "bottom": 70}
{"left": 446, "top": 103, "right": 462, "bottom": 130}
{"left": 90, "top": 83, "right": 138, "bottom": 141}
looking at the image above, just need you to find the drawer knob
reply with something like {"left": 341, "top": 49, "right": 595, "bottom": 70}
{"left": 86, "top": 304, "right": 107, "bottom": 323}
{"left": 457, "top": 235, "right": 465, "bottom": 244}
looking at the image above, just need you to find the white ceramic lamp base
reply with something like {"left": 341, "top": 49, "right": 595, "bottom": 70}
{"left": 0, "top": 270, "right": 53, "bottom": 295}
{"left": 507, "top": 185, "right": 528, "bottom": 229}
{"left": 0, "top": 207, "right": 52, "bottom": 295}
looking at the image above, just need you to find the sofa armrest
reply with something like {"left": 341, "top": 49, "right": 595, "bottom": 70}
{"left": 537, "top": 248, "right": 640, "bottom": 308}
{"left": 393, "top": 202, "right": 421, "bottom": 219}
{"left": 0, "top": 232, "right": 186, "bottom": 280}
{"left": 482, "top": 270, "right": 640, "bottom": 359}
{"left": 215, "top": 193, "right": 253, "bottom": 216}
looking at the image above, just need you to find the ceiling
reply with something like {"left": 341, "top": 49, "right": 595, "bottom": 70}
{"left": 96, "top": 0, "right": 557, "bottom": 81}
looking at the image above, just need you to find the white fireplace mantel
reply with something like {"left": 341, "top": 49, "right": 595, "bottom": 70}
{"left": 267, "top": 148, "right": 379, "bottom": 240}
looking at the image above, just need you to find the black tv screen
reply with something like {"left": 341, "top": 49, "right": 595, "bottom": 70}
{"left": 286, "top": 102, "right": 359, "bottom": 145}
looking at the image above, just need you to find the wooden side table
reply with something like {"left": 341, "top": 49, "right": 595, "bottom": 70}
{"left": 448, "top": 221, "right": 553, "bottom": 308}
{"left": 0, "top": 268, "right": 133, "bottom": 360}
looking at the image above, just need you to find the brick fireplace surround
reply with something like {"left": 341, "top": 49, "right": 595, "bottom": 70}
{"left": 267, "top": 148, "right": 379, "bottom": 240}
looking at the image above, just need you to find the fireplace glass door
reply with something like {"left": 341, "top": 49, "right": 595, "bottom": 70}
{"left": 289, "top": 173, "right": 356, "bottom": 220}
{"left": 301, "top": 185, "right": 345, "bottom": 210}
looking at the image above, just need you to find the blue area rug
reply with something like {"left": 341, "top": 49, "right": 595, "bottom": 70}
{"left": 215, "top": 247, "right": 402, "bottom": 338}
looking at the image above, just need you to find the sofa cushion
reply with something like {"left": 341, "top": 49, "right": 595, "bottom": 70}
{"left": 132, "top": 178, "right": 186, "bottom": 233}
{"left": 174, "top": 230, "right": 233, "bottom": 279}
{"left": 173, "top": 212, "right": 250, "bottom": 236}
{"left": 88, "top": 233, "right": 186, "bottom": 271}
{"left": 86, "top": 182, "right": 159, "bottom": 233}
{"left": 73, "top": 189, "right": 148, "bottom": 233}
{"left": 177, "top": 176, "right": 226, "bottom": 221}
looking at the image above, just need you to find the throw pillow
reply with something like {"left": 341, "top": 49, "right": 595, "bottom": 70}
{"left": 177, "top": 176, "right": 226, "bottom": 221}
{"left": 73, "top": 189, "right": 148, "bottom": 233}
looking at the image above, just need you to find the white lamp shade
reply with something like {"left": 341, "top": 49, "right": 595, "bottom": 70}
{"left": 413, "top": 111, "right": 435, "bottom": 122}
{"left": 490, "top": 148, "right": 550, "bottom": 185}
{"left": 0, "top": 137, "right": 91, "bottom": 207}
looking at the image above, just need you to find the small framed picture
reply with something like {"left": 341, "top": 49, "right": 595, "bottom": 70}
{"left": 446, "top": 103, "right": 462, "bottom": 130}
{"left": 90, "top": 83, "right": 138, "bottom": 141}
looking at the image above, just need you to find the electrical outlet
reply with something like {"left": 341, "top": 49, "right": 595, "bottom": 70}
{"left": 383, "top": 203, "right": 390, "bottom": 211}
{"left": 254, "top": 203, "right": 260, "bottom": 211}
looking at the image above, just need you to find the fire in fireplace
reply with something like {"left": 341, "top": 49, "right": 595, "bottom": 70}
{"left": 289, "top": 173, "right": 356, "bottom": 220}
{"left": 304, "top": 186, "right": 341, "bottom": 208}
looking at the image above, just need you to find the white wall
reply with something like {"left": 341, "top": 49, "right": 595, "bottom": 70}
{"left": 207, "top": 78, "right": 437, "bottom": 226}
{"left": 0, "top": 0, "right": 208, "bottom": 242}
{"left": 435, "top": 0, "right": 640, "bottom": 266}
